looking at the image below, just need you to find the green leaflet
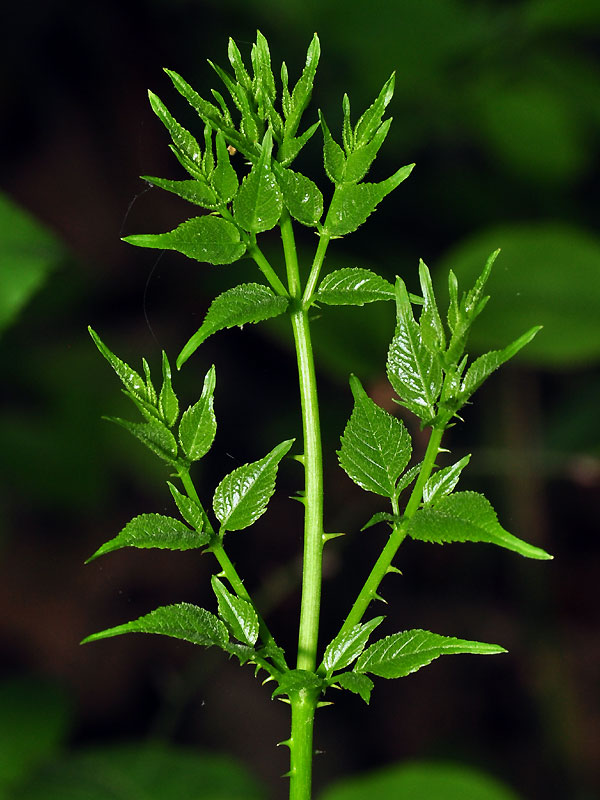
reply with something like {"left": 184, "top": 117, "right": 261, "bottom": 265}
{"left": 89, "top": 328, "right": 152, "bottom": 405}
{"left": 81, "top": 603, "right": 229, "bottom": 649}
{"left": 211, "top": 576, "right": 259, "bottom": 647}
{"left": 85, "top": 513, "right": 208, "bottom": 563}
{"left": 354, "top": 72, "right": 395, "bottom": 147}
{"left": 277, "top": 121, "right": 320, "bottom": 168}
{"left": 178, "top": 366, "right": 217, "bottom": 462}
{"left": 338, "top": 376, "right": 411, "bottom": 499}
{"left": 418, "top": 260, "right": 446, "bottom": 355}
{"left": 233, "top": 131, "right": 283, "bottom": 233}
{"left": 320, "top": 112, "right": 346, "bottom": 183}
{"left": 141, "top": 176, "right": 219, "bottom": 210}
{"left": 123, "top": 216, "right": 246, "bottom": 266}
{"left": 213, "top": 439, "right": 295, "bottom": 533}
{"left": 275, "top": 167, "right": 323, "bottom": 226}
{"left": 422, "top": 455, "right": 470, "bottom": 506}
{"left": 343, "top": 118, "right": 393, "bottom": 184}
{"left": 387, "top": 277, "right": 443, "bottom": 423}
{"left": 355, "top": 629, "right": 506, "bottom": 679}
{"left": 147, "top": 91, "right": 203, "bottom": 168}
{"left": 314, "top": 268, "right": 394, "bottom": 306}
{"left": 324, "top": 164, "right": 414, "bottom": 236}
{"left": 213, "top": 132, "right": 239, "bottom": 203}
{"left": 177, "top": 283, "right": 289, "bottom": 369}
{"left": 457, "top": 326, "right": 542, "bottom": 404}
{"left": 158, "top": 351, "right": 179, "bottom": 428}
{"left": 322, "top": 616, "right": 384, "bottom": 675}
{"left": 407, "top": 491, "right": 553, "bottom": 560}
{"left": 333, "top": 672, "right": 374, "bottom": 704}
{"left": 106, "top": 417, "right": 179, "bottom": 466}
{"left": 283, "top": 33, "right": 320, "bottom": 142}
{"left": 168, "top": 483, "right": 205, "bottom": 532}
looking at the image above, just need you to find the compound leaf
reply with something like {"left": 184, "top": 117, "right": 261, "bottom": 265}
{"left": 178, "top": 366, "right": 217, "bottom": 462}
{"left": 81, "top": 603, "right": 229, "bottom": 649}
{"left": 338, "top": 376, "right": 411, "bottom": 498}
{"left": 324, "top": 164, "right": 414, "bottom": 236}
{"left": 334, "top": 672, "right": 374, "bottom": 704}
{"left": 354, "top": 72, "right": 395, "bottom": 147}
{"left": 315, "top": 268, "right": 394, "bottom": 306}
{"left": 322, "top": 616, "right": 384, "bottom": 675}
{"left": 86, "top": 513, "right": 207, "bottom": 563}
{"left": 407, "top": 491, "right": 553, "bottom": 560}
{"left": 213, "top": 439, "right": 294, "bottom": 533}
{"left": 211, "top": 576, "right": 259, "bottom": 647}
{"left": 233, "top": 131, "right": 282, "bottom": 233}
{"left": 422, "top": 455, "right": 470, "bottom": 506}
{"left": 344, "top": 118, "right": 392, "bottom": 184}
{"left": 355, "top": 629, "right": 506, "bottom": 679}
{"left": 123, "top": 216, "right": 246, "bottom": 265}
{"left": 177, "top": 283, "right": 289, "bottom": 368}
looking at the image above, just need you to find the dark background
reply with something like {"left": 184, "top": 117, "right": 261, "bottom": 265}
{"left": 1, "top": 1, "right": 599, "bottom": 798}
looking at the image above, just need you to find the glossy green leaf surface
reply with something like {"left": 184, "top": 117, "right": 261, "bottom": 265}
{"left": 315, "top": 268, "right": 394, "bottom": 306}
{"left": 177, "top": 283, "right": 289, "bottom": 368}
{"left": 233, "top": 131, "right": 283, "bottom": 233}
{"left": 158, "top": 351, "right": 179, "bottom": 427}
{"left": 148, "top": 91, "right": 203, "bottom": 168}
{"left": 211, "top": 576, "right": 259, "bottom": 646}
{"left": 338, "top": 376, "right": 411, "bottom": 498}
{"left": 86, "top": 513, "right": 207, "bottom": 562}
{"left": 407, "top": 491, "right": 552, "bottom": 559}
{"left": 123, "top": 216, "right": 246, "bottom": 265}
{"left": 387, "top": 279, "right": 442, "bottom": 422}
{"left": 213, "top": 132, "right": 239, "bottom": 202}
{"left": 168, "top": 483, "right": 206, "bottom": 532}
{"left": 320, "top": 113, "right": 347, "bottom": 183}
{"left": 81, "top": 603, "right": 229, "bottom": 648}
{"left": 344, "top": 118, "right": 392, "bottom": 183}
{"left": 89, "top": 328, "right": 152, "bottom": 405}
{"left": 422, "top": 455, "right": 470, "bottom": 506}
{"left": 324, "top": 164, "right": 414, "bottom": 236}
{"left": 272, "top": 670, "right": 323, "bottom": 699}
{"left": 354, "top": 73, "right": 395, "bottom": 147}
{"left": 283, "top": 33, "right": 320, "bottom": 141}
{"left": 107, "top": 417, "right": 179, "bottom": 465}
{"left": 322, "top": 616, "right": 384, "bottom": 674}
{"left": 355, "top": 629, "right": 506, "bottom": 679}
{"left": 142, "top": 175, "right": 219, "bottom": 210}
{"left": 276, "top": 167, "right": 323, "bottom": 226}
{"left": 333, "top": 672, "right": 374, "bottom": 704}
{"left": 213, "top": 439, "right": 294, "bottom": 532}
{"left": 178, "top": 366, "right": 217, "bottom": 461}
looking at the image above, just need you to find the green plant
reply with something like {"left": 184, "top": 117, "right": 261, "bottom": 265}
{"left": 83, "top": 32, "right": 551, "bottom": 800}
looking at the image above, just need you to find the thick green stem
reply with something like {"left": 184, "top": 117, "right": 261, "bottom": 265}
{"left": 288, "top": 689, "right": 319, "bottom": 800}
{"left": 327, "top": 425, "right": 444, "bottom": 647}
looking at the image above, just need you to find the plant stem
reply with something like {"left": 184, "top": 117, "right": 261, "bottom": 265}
{"left": 289, "top": 688, "right": 319, "bottom": 800}
{"left": 302, "top": 232, "right": 331, "bottom": 305}
{"left": 281, "top": 209, "right": 324, "bottom": 799}
{"left": 247, "top": 240, "right": 290, "bottom": 298}
{"left": 328, "top": 425, "right": 444, "bottom": 645}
